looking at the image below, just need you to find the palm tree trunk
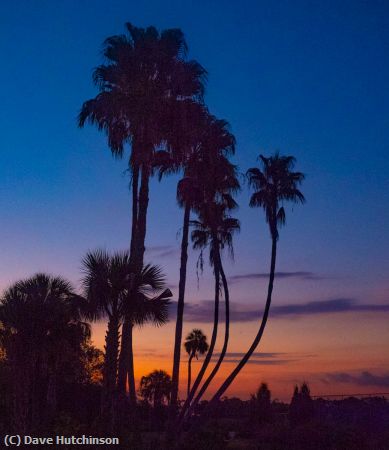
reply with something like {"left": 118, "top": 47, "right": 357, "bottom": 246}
{"left": 133, "top": 164, "right": 150, "bottom": 270}
{"left": 117, "top": 164, "right": 150, "bottom": 400}
{"left": 46, "top": 355, "right": 60, "bottom": 423}
{"left": 11, "top": 341, "right": 29, "bottom": 433}
{"left": 117, "top": 320, "right": 131, "bottom": 395}
{"left": 101, "top": 314, "right": 120, "bottom": 419}
{"left": 177, "top": 248, "right": 220, "bottom": 425}
{"left": 187, "top": 248, "right": 229, "bottom": 415}
{"left": 171, "top": 203, "right": 191, "bottom": 408}
{"left": 117, "top": 165, "right": 139, "bottom": 395}
{"left": 130, "top": 165, "right": 139, "bottom": 258}
{"left": 127, "top": 323, "right": 136, "bottom": 404}
{"left": 187, "top": 353, "right": 194, "bottom": 399}
{"left": 206, "top": 237, "right": 277, "bottom": 409}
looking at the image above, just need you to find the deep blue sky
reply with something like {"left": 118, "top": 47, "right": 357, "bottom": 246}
{"left": 1, "top": 0, "right": 388, "bottom": 308}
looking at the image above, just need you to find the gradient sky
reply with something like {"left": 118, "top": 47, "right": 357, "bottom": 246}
{"left": 1, "top": 0, "right": 389, "bottom": 401}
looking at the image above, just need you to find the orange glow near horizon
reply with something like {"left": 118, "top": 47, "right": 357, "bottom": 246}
{"left": 91, "top": 310, "right": 389, "bottom": 402}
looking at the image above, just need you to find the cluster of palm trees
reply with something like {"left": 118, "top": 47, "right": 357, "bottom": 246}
{"left": 77, "top": 22, "right": 246, "bottom": 420}
{"left": 0, "top": 21, "right": 305, "bottom": 435}
{"left": 0, "top": 274, "right": 90, "bottom": 432}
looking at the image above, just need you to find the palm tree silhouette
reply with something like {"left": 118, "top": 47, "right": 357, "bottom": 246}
{"left": 81, "top": 250, "right": 172, "bottom": 406}
{"left": 179, "top": 203, "right": 239, "bottom": 423}
{"left": 207, "top": 152, "right": 305, "bottom": 407}
{"left": 81, "top": 250, "right": 131, "bottom": 422}
{"left": 0, "top": 274, "right": 88, "bottom": 433}
{"left": 78, "top": 23, "right": 206, "bottom": 398}
{"left": 139, "top": 370, "right": 172, "bottom": 408}
{"left": 169, "top": 112, "right": 238, "bottom": 410}
{"left": 184, "top": 329, "right": 209, "bottom": 398}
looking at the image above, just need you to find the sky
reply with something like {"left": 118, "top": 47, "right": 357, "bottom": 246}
{"left": 1, "top": 0, "right": 389, "bottom": 401}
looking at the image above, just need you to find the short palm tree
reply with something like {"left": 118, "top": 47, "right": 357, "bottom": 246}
{"left": 81, "top": 250, "right": 172, "bottom": 405}
{"left": 79, "top": 23, "right": 206, "bottom": 396}
{"left": 139, "top": 370, "right": 172, "bottom": 408}
{"left": 81, "top": 250, "right": 131, "bottom": 420}
{"left": 208, "top": 152, "right": 305, "bottom": 406}
{"left": 184, "top": 329, "right": 209, "bottom": 398}
{"left": 0, "top": 274, "right": 88, "bottom": 433}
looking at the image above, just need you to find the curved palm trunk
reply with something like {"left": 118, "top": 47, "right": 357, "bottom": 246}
{"left": 187, "top": 353, "right": 194, "bottom": 399}
{"left": 177, "top": 251, "right": 220, "bottom": 426}
{"left": 187, "top": 249, "right": 229, "bottom": 415}
{"left": 101, "top": 313, "right": 120, "bottom": 420}
{"left": 171, "top": 203, "right": 191, "bottom": 409}
{"left": 207, "top": 237, "right": 277, "bottom": 409}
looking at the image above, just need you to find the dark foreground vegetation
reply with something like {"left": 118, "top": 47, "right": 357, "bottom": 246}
{"left": 0, "top": 363, "right": 388, "bottom": 449}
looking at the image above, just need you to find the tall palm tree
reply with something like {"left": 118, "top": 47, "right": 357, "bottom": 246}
{"left": 207, "top": 152, "right": 305, "bottom": 407}
{"left": 169, "top": 113, "right": 238, "bottom": 410}
{"left": 78, "top": 23, "right": 206, "bottom": 397}
{"left": 178, "top": 203, "right": 239, "bottom": 423}
{"left": 139, "top": 370, "right": 172, "bottom": 408}
{"left": 184, "top": 329, "right": 209, "bottom": 398}
{"left": 0, "top": 274, "right": 89, "bottom": 433}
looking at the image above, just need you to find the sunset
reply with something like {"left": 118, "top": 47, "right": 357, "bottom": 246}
{"left": 0, "top": 1, "right": 388, "bottom": 448}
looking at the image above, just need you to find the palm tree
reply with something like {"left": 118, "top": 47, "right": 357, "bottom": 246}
{"left": 0, "top": 274, "right": 89, "bottom": 433}
{"left": 207, "top": 152, "right": 305, "bottom": 407}
{"left": 169, "top": 112, "right": 238, "bottom": 410}
{"left": 178, "top": 203, "right": 239, "bottom": 423}
{"left": 184, "top": 329, "right": 209, "bottom": 398}
{"left": 81, "top": 250, "right": 131, "bottom": 421}
{"left": 139, "top": 370, "right": 172, "bottom": 408}
{"left": 81, "top": 250, "right": 172, "bottom": 406}
{"left": 78, "top": 23, "right": 206, "bottom": 396}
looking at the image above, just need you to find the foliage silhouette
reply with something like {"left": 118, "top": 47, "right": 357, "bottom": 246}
{"left": 139, "top": 370, "right": 172, "bottom": 408}
{"left": 0, "top": 274, "right": 89, "bottom": 433}
{"left": 81, "top": 249, "right": 172, "bottom": 409}
{"left": 206, "top": 152, "right": 305, "bottom": 410}
{"left": 250, "top": 382, "right": 272, "bottom": 424}
{"left": 184, "top": 329, "right": 209, "bottom": 398}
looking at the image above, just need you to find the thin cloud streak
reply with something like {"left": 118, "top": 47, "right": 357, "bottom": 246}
{"left": 213, "top": 352, "right": 285, "bottom": 359}
{"left": 168, "top": 298, "right": 389, "bottom": 323}
{"left": 229, "top": 271, "right": 323, "bottom": 283}
{"left": 145, "top": 245, "right": 179, "bottom": 258}
{"left": 221, "top": 358, "right": 295, "bottom": 365}
{"left": 324, "top": 371, "right": 389, "bottom": 388}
